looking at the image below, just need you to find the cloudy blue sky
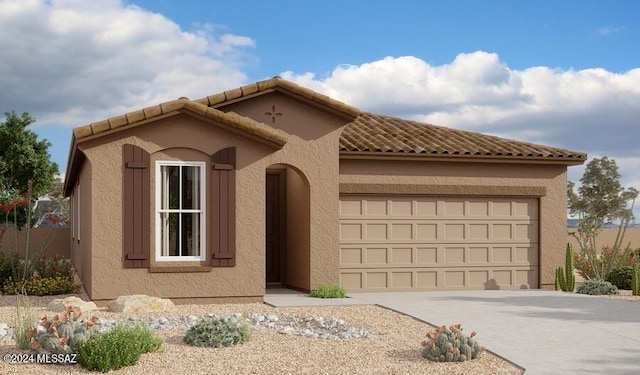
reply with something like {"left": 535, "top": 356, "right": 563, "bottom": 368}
{"left": 1, "top": 0, "right": 639, "bottom": 211}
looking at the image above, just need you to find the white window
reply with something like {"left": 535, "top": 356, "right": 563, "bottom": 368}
{"left": 155, "top": 161, "right": 206, "bottom": 261}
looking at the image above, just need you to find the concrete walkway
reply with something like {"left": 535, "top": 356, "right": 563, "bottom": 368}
{"left": 265, "top": 289, "right": 640, "bottom": 374}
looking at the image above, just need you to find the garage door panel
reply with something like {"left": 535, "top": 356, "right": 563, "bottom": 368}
{"left": 366, "top": 200, "right": 387, "bottom": 215}
{"left": 342, "top": 221, "right": 537, "bottom": 243}
{"left": 339, "top": 196, "right": 539, "bottom": 290}
{"left": 417, "top": 247, "right": 438, "bottom": 264}
{"left": 391, "top": 200, "right": 412, "bottom": 215}
{"left": 340, "top": 244, "right": 537, "bottom": 267}
{"left": 340, "top": 199, "right": 363, "bottom": 216}
{"left": 416, "top": 200, "right": 437, "bottom": 216}
{"left": 339, "top": 267, "right": 539, "bottom": 291}
{"left": 340, "top": 247, "right": 363, "bottom": 265}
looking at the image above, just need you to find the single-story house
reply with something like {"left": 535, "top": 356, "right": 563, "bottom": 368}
{"left": 63, "top": 77, "right": 587, "bottom": 303}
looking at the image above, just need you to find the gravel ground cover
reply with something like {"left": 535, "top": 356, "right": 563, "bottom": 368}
{"left": 0, "top": 293, "right": 523, "bottom": 375}
{"left": 0, "top": 291, "right": 637, "bottom": 374}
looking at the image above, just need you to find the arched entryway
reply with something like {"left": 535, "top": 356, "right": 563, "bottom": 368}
{"left": 265, "top": 164, "right": 311, "bottom": 291}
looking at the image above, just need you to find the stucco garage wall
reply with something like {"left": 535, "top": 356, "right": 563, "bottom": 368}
{"left": 339, "top": 159, "right": 568, "bottom": 289}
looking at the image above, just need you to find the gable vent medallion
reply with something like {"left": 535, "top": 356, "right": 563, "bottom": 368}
{"left": 264, "top": 105, "right": 283, "bottom": 124}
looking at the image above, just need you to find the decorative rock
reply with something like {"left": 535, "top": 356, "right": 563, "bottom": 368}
{"left": 0, "top": 311, "right": 376, "bottom": 342}
{"left": 266, "top": 313, "right": 278, "bottom": 322}
{"left": 254, "top": 314, "right": 265, "bottom": 322}
{"left": 108, "top": 295, "right": 174, "bottom": 313}
{"left": 279, "top": 326, "right": 295, "bottom": 334}
{"left": 47, "top": 296, "right": 98, "bottom": 313}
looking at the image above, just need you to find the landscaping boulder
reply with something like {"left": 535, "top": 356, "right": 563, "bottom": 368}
{"left": 47, "top": 296, "right": 99, "bottom": 313}
{"left": 108, "top": 294, "right": 174, "bottom": 313}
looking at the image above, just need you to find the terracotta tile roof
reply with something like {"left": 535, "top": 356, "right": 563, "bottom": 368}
{"left": 194, "top": 77, "right": 361, "bottom": 119}
{"left": 340, "top": 112, "right": 587, "bottom": 162}
{"left": 65, "top": 77, "right": 586, "bottom": 196}
{"left": 72, "top": 98, "right": 288, "bottom": 147}
{"left": 64, "top": 98, "right": 288, "bottom": 196}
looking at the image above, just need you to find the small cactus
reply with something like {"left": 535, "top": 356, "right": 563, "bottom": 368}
{"left": 30, "top": 306, "right": 99, "bottom": 355}
{"left": 565, "top": 243, "right": 576, "bottom": 291}
{"left": 632, "top": 263, "right": 639, "bottom": 296}
{"left": 555, "top": 243, "right": 575, "bottom": 292}
{"left": 555, "top": 267, "right": 566, "bottom": 291}
{"left": 420, "top": 324, "right": 485, "bottom": 362}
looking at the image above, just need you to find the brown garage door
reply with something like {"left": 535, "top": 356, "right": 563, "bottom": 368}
{"left": 339, "top": 196, "right": 539, "bottom": 291}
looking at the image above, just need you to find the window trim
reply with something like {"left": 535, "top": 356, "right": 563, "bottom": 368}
{"left": 76, "top": 184, "right": 80, "bottom": 242}
{"left": 154, "top": 161, "right": 207, "bottom": 262}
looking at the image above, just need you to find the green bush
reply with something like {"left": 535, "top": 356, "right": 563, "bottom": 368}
{"left": 0, "top": 251, "right": 16, "bottom": 284}
{"left": 183, "top": 317, "right": 251, "bottom": 348}
{"left": 576, "top": 279, "right": 619, "bottom": 295}
{"left": 2, "top": 275, "right": 79, "bottom": 296}
{"left": 421, "top": 324, "right": 486, "bottom": 362}
{"left": 309, "top": 284, "right": 346, "bottom": 298}
{"left": 574, "top": 246, "right": 634, "bottom": 281}
{"left": 76, "top": 324, "right": 163, "bottom": 372}
{"left": 606, "top": 266, "right": 633, "bottom": 290}
{"left": 30, "top": 306, "right": 99, "bottom": 354}
{"left": 0, "top": 250, "right": 29, "bottom": 283}
{"left": 34, "top": 254, "right": 74, "bottom": 279}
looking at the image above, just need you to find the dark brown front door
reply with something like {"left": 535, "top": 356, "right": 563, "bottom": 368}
{"left": 266, "top": 172, "right": 283, "bottom": 283}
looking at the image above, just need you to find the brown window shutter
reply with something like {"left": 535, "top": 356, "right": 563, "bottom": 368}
{"left": 123, "top": 144, "right": 150, "bottom": 268}
{"left": 211, "top": 147, "right": 236, "bottom": 267}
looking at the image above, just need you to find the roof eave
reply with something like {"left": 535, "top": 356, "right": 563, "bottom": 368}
{"left": 62, "top": 136, "right": 80, "bottom": 197}
{"left": 198, "top": 77, "right": 361, "bottom": 121}
{"left": 338, "top": 151, "right": 588, "bottom": 165}
{"left": 63, "top": 99, "right": 288, "bottom": 196}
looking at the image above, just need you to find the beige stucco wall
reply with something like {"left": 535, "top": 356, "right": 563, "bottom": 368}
{"left": 66, "top": 158, "right": 94, "bottom": 295}
{"left": 284, "top": 165, "right": 311, "bottom": 290}
{"left": 339, "top": 159, "right": 570, "bottom": 289}
{"left": 76, "top": 92, "right": 349, "bottom": 301}
{"left": 1, "top": 227, "right": 70, "bottom": 258}
{"left": 567, "top": 228, "right": 640, "bottom": 252}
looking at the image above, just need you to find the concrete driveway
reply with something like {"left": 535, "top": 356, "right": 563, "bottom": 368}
{"left": 346, "top": 290, "right": 640, "bottom": 375}
{"left": 266, "top": 289, "right": 639, "bottom": 374}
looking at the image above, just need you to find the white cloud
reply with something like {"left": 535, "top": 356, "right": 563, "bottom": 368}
{"left": 598, "top": 26, "right": 625, "bottom": 36}
{"left": 282, "top": 53, "right": 640, "bottom": 157}
{"left": 0, "top": 0, "right": 255, "bottom": 127}
{"left": 283, "top": 53, "right": 640, "bottom": 216}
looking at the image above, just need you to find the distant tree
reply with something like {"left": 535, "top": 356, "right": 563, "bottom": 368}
{"left": 0, "top": 111, "right": 59, "bottom": 239}
{"left": 568, "top": 157, "right": 638, "bottom": 279}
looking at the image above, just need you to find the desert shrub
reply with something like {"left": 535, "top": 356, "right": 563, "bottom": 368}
{"left": 13, "top": 293, "right": 36, "bottom": 350}
{"left": 309, "top": 284, "right": 346, "bottom": 298}
{"left": 0, "top": 250, "right": 31, "bottom": 283}
{"left": 421, "top": 324, "right": 486, "bottom": 362}
{"left": 34, "top": 254, "right": 74, "bottom": 279}
{"left": 574, "top": 246, "right": 631, "bottom": 280}
{"left": 576, "top": 279, "right": 618, "bottom": 295}
{"left": 183, "top": 317, "right": 251, "bottom": 348}
{"left": 0, "top": 250, "right": 20, "bottom": 284}
{"left": 76, "top": 324, "right": 163, "bottom": 372}
{"left": 30, "top": 306, "right": 99, "bottom": 354}
{"left": 2, "top": 275, "right": 79, "bottom": 296}
{"left": 606, "top": 266, "right": 633, "bottom": 290}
